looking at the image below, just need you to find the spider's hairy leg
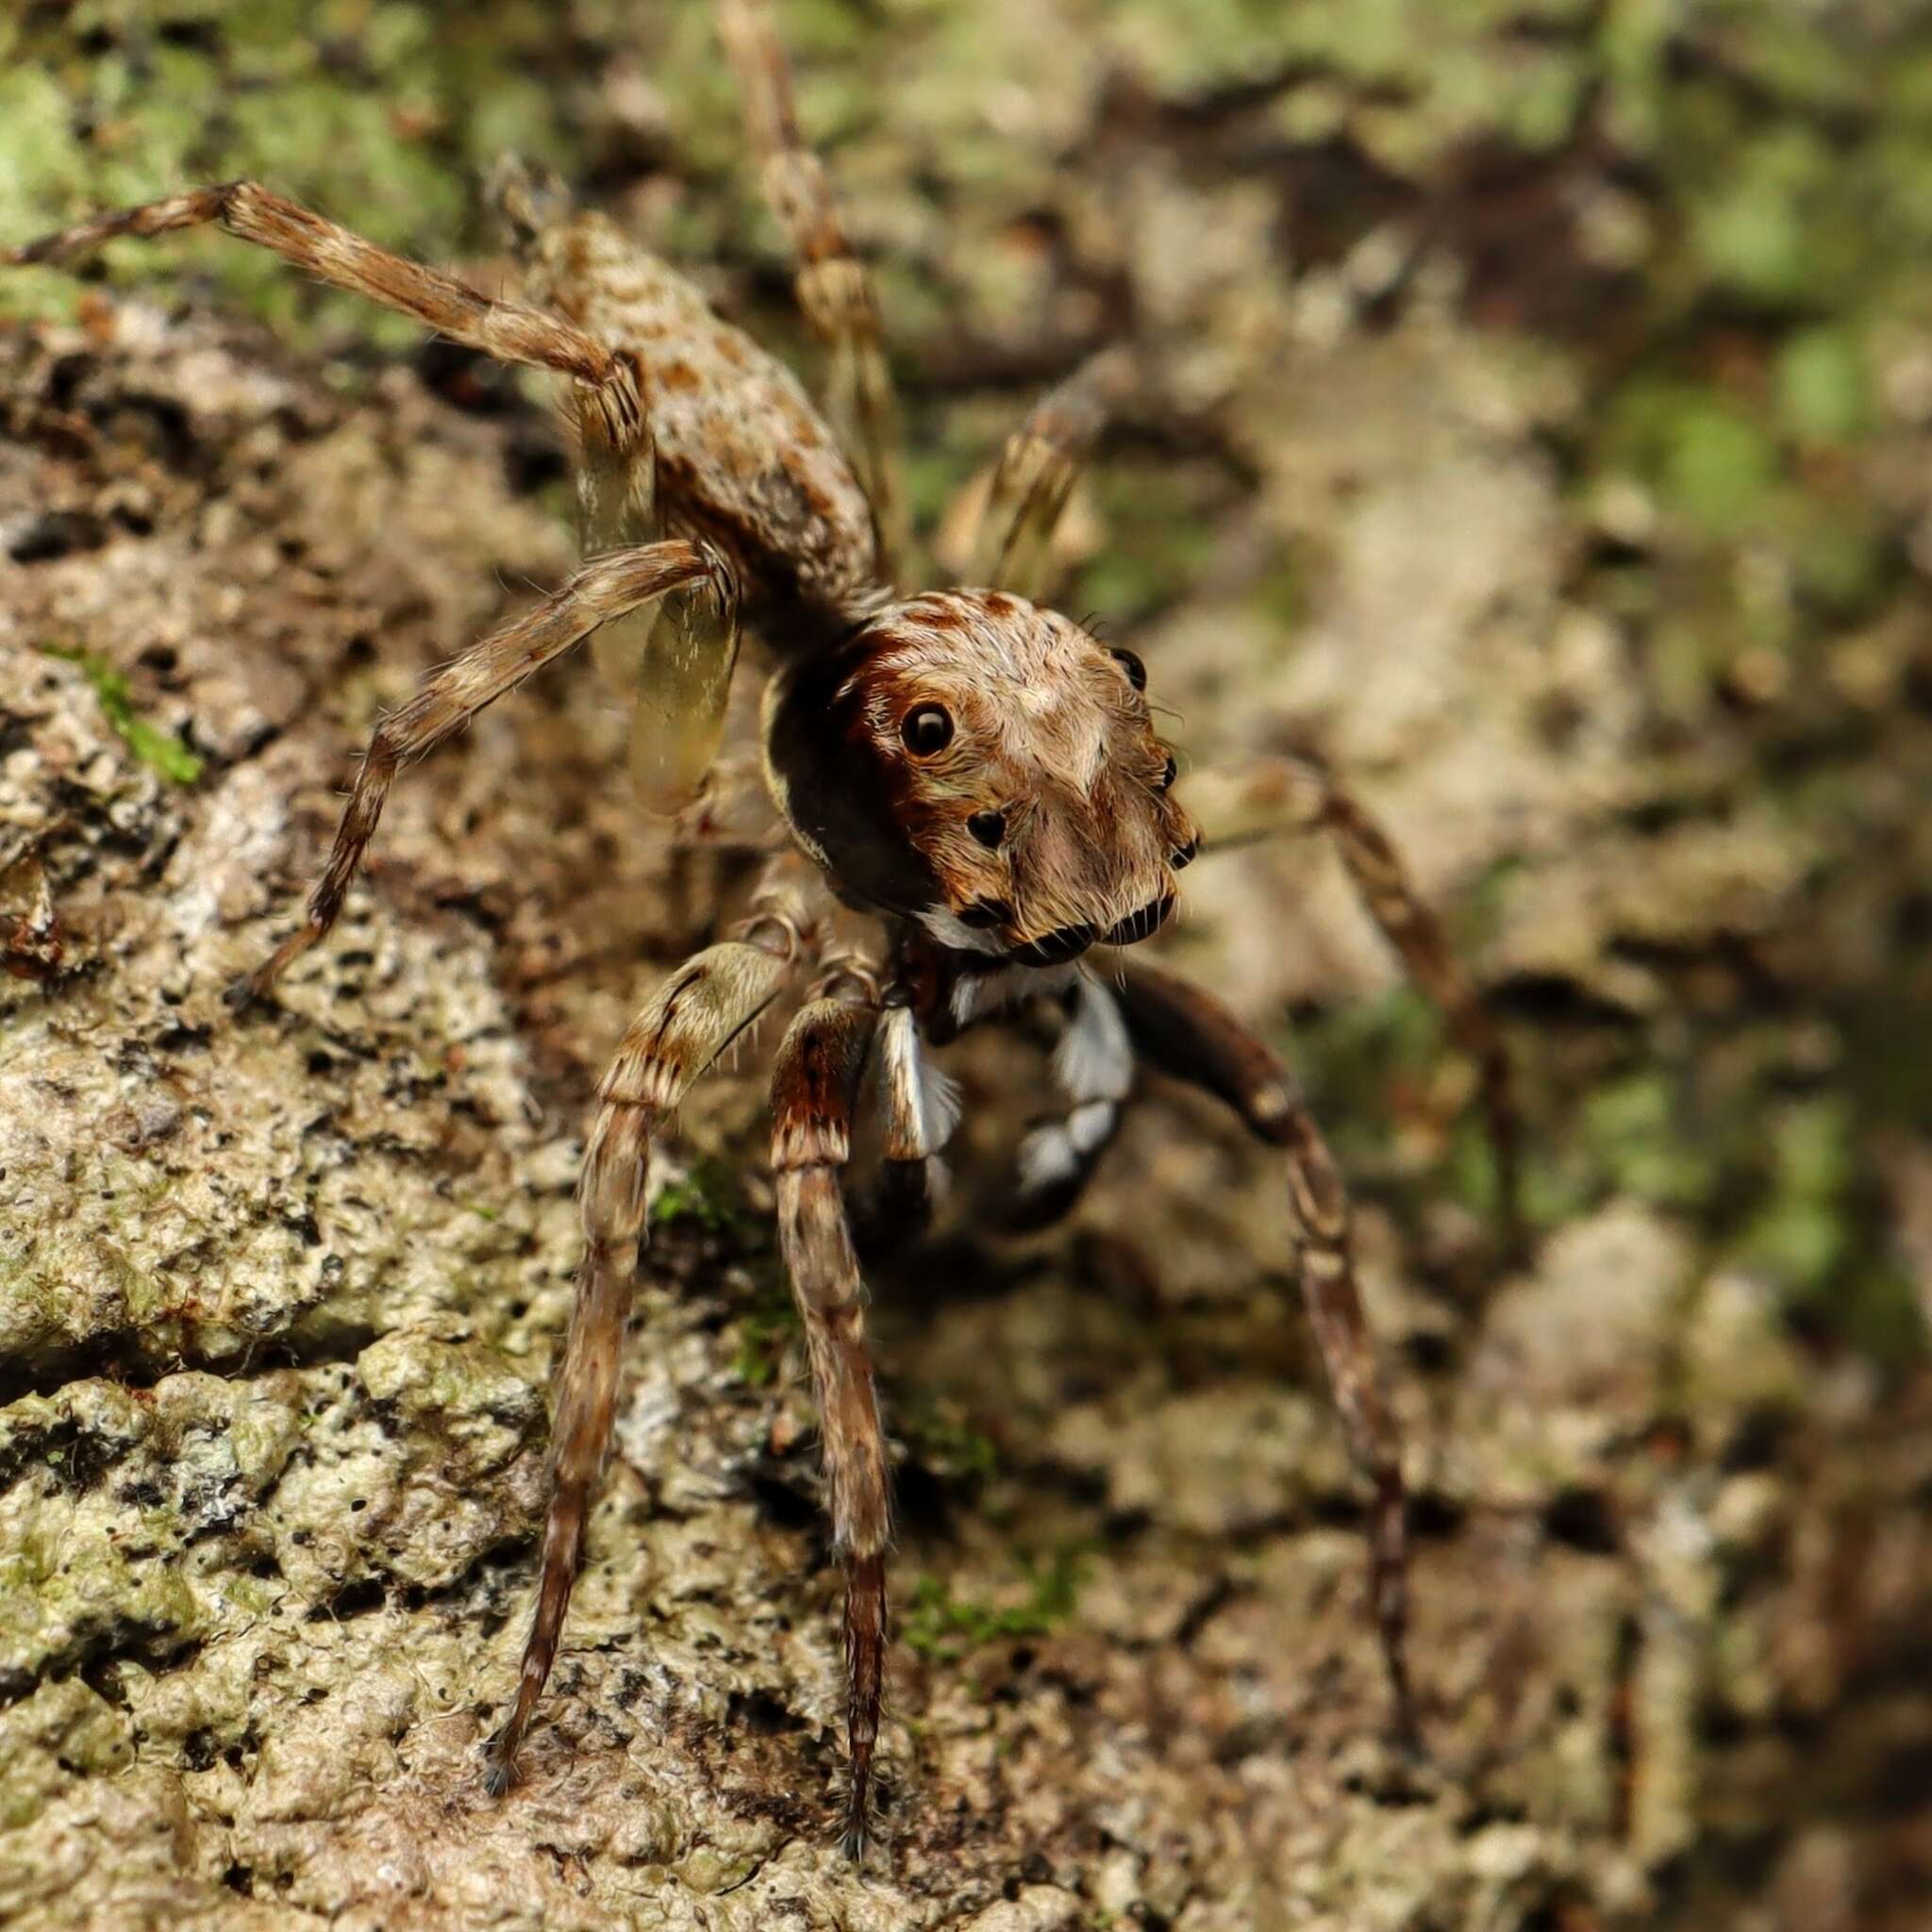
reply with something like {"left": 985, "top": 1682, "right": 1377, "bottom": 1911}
{"left": 8, "top": 182, "right": 639, "bottom": 408}
{"left": 1005, "top": 971, "right": 1134, "bottom": 1229}
{"left": 969, "top": 347, "right": 1136, "bottom": 601}
{"left": 769, "top": 966, "right": 893, "bottom": 1857}
{"left": 715, "top": 0, "right": 907, "bottom": 569}
{"left": 232, "top": 541, "right": 732, "bottom": 1004}
{"left": 1190, "top": 755, "right": 1522, "bottom": 1242}
{"left": 484, "top": 880, "right": 818, "bottom": 1797}
{"left": 1116, "top": 962, "right": 1420, "bottom": 1742}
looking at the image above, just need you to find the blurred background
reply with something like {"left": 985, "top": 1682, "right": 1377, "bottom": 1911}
{"left": 2, "top": 3, "right": 1929, "bottom": 1927}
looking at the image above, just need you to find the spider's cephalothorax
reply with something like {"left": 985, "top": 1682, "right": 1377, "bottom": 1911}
{"left": 766, "top": 591, "right": 1198, "bottom": 966}
{"left": 11, "top": 0, "right": 1521, "bottom": 1860}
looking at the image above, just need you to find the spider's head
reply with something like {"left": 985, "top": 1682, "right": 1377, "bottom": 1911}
{"left": 765, "top": 590, "right": 1197, "bottom": 963}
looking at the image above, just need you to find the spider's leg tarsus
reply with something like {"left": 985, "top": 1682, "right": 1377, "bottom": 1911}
{"left": 9, "top": 180, "right": 628, "bottom": 395}
{"left": 486, "top": 913, "right": 808, "bottom": 1792}
{"left": 715, "top": 0, "right": 907, "bottom": 568}
{"left": 770, "top": 980, "right": 893, "bottom": 1854}
{"left": 969, "top": 346, "right": 1137, "bottom": 600}
{"left": 1190, "top": 754, "right": 1523, "bottom": 1247}
{"left": 1114, "top": 960, "right": 1419, "bottom": 1746}
{"left": 238, "top": 540, "right": 727, "bottom": 1001}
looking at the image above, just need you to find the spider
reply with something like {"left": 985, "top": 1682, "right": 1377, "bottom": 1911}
{"left": 10, "top": 0, "right": 1519, "bottom": 1857}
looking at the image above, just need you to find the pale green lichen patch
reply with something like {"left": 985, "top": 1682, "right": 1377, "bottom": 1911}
{"left": 0, "top": 1677, "right": 135, "bottom": 1832}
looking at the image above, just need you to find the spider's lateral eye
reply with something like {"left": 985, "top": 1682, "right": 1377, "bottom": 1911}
{"left": 1157, "top": 753, "right": 1178, "bottom": 792}
{"left": 901, "top": 704, "right": 954, "bottom": 756}
{"left": 1110, "top": 647, "right": 1147, "bottom": 692}
{"left": 967, "top": 808, "right": 1007, "bottom": 850}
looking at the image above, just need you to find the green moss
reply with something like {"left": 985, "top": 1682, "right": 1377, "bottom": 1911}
{"left": 1074, "top": 462, "right": 1223, "bottom": 620}
{"left": 0, "top": 2, "right": 591, "bottom": 340}
{"left": 1688, "top": 126, "right": 1836, "bottom": 308}
{"left": 901, "top": 1402, "right": 999, "bottom": 1485}
{"left": 901, "top": 1547, "right": 1085, "bottom": 1662}
{"left": 650, "top": 1160, "right": 742, "bottom": 1235}
{"left": 1601, "top": 381, "right": 1778, "bottom": 538}
{"left": 1583, "top": 1073, "right": 1722, "bottom": 1215}
{"left": 1776, "top": 327, "right": 1871, "bottom": 447}
{"left": 38, "top": 644, "right": 203, "bottom": 783}
{"left": 729, "top": 1265, "right": 798, "bottom": 1390}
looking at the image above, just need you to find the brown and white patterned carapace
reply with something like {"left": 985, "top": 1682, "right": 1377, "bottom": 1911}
{"left": 8, "top": 0, "right": 1520, "bottom": 1860}
{"left": 766, "top": 589, "right": 1196, "bottom": 967}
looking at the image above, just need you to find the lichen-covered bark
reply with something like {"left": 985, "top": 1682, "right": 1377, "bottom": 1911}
{"left": 4, "top": 5, "right": 1931, "bottom": 1928}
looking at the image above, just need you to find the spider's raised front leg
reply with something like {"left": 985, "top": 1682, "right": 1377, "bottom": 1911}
{"left": 768, "top": 959, "right": 896, "bottom": 1855}
{"left": 1114, "top": 960, "right": 1419, "bottom": 1743}
{"left": 485, "top": 870, "right": 820, "bottom": 1794}
{"left": 1191, "top": 755, "right": 1522, "bottom": 1241}
{"left": 8, "top": 180, "right": 643, "bottom": 441}
{"left": 716, "top": 0, "right": 907, "bottom": 569}
{"left": 234, "top": 540, "right": 736, "bottom": 1001}
{"left": 969, "top": 348, "right": 1136, "bottom": 601}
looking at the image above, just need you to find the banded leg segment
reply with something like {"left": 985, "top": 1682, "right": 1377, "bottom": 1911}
{"left": 1191, "top": 755, "right": 1520, "bottom": 1239}
{"left": 234, "top": 541, "right": 732, "bottom": 1000}
{"left": 9, "top": 180, "right": 641, "bottom": 436}
{"left": 716, "top": 0, "right": 907, "bottom": 569}
{"left": 1115, "top": 961, "right": 1418, "bottom": 1743}
{"left": 485, "top": 918, "right": 807, "bottom": 1795}
{"left": 770, "top": 977, "right": 892, "bottom": 1855}
{"left": 970, "top": 348, "right": 1135, "bottom": 600}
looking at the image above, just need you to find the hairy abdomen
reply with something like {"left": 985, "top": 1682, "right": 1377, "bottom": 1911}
{"left": 531, "top": 212, "right": 883, "bottom": 634}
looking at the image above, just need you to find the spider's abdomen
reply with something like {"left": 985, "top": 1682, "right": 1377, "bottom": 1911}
{"left": 531, "top": 213, "right": 883, "bottom": 633}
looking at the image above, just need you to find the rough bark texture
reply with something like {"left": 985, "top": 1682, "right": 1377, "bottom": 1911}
{"left": 4, "top": 5, "right": 1932, "bottom": 1928}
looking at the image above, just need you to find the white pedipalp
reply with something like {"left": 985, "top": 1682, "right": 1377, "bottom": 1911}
{"left": 1052, "top": 970, "right": 1134, "bottom": 1105}
{"left": 875, "top": 1005, "right": 961, "bottom": 1160}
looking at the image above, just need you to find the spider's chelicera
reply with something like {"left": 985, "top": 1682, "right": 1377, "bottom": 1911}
{"left": 10, "top": 0, "right": 1520, "bottom": 1857}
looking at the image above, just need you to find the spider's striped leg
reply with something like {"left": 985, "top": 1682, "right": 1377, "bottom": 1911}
{"left": 716, "top": 0, "right": 907, "bottom": 568}
{"left": 8, "top": 181, "right": 641, "bottom": 421}
{"left": 769, "top": 966, "right": 894, "bottom": 1856}
{"left": 1005, "top": 971, "right": 1135, "bottom": 1230}
{"left": 231, "top": 541, "right": 736, "bottom": 1002}
{"left": 969, "top": 347, "right": 1136, "bottom": 600}
{"left": 484, "top": 875, "right": 820, "bottom": 1796}
{"left": 1191, "top": 755, "right": 1521, "bottom": 1241}
{"left": 1114, "top": 960, "right": 1419, "bottom": 1745}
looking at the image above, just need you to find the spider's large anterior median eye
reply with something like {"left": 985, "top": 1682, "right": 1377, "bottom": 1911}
{"left": 1110, "top": 647, "right": 1147, "bottom": 691}
{"left": 901, "top": 704, "right": 954, "bottom": 755}
{"left": 967, "top": 808, "right": 1007, "bottom": 849}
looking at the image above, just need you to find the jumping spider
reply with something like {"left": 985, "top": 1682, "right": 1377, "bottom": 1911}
{"left": 11, "top": 0, "right": 1519, "bottom": 1855}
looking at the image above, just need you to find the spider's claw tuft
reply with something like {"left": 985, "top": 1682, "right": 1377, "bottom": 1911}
{"left": 226, "top": 924, "right": 322, "bottom": 1011}
{"left": 480, "top": 1736, "right": 522, "bottom": 1801}
{"left": 840, "top": 1784, "right": 871, "bottom": 1863}
{"left": 221, "top": 966, "right": 273, "bottom": 1013}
